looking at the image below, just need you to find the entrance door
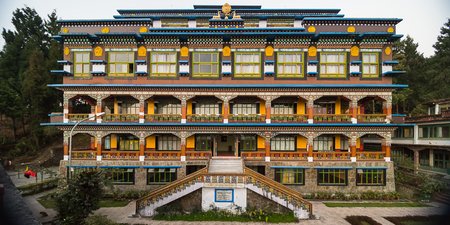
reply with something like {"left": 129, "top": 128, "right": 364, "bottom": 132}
{"left": 215, "top": 135, "right": 236, "bottom": 156}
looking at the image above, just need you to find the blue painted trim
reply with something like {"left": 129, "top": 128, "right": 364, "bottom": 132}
{"left": 90, "top": 60, "right": 106, "bottom": 64}
{"left": 58, "top": 18, "right": 153, "bottom": 23}
{"left": 41, "top": 122, "right": 414, "bottom": 127}
{"left": 264, "top": 72, "right": 275, "bottom": 75}
{"left": 147, "top": 27, "right": 306, "bottom": 32}
{"left": 271, "top": 166, "right": 309, "bottom": 169}
{"left": 179, "top": 60, "right": 189, "bottom": 64}
{"left": 303, "top": 17, "right": 402, "bottom": 22}
{"left": 265, "top": 60, "right": 275, "bottom": 64}
{"left": 48, "top": 113, "right": 63, "bottom": 117}
{"left": 308, "top": 60, "right": 319, "bottom": 64}
{"left": 135, "top": 60, "right": 146, "bottom": 64}
{"left": 66, "top": 165, "right": 97, "bottom": 168}
{"left": 307, "top": 72, "right": 318, "bottom": 75}
{"left": 222, "top": 72, "right": 232, "bottom": 75}
{"left": 356, "top": 167, "right": 387, "bottom": 169}
{"left": 50, "top": 70, "right": 71, "bottom": 75}
{"left": 179, "top": 72, "right": 189, "bottom": 75}
{"left": 382, "top": 60, "right": 399, "bottom": 65}
{"left": 222, "top": 60, "right": 231, "bottom": 64}
{"left": 99, "top": 166, "right": 139, "bottom": 169}
{"left": 214, "top": 189, "right": 234, "bottom": 203}
{"left": 47, "top": 84, "right": 409, "bottom": 88}
{"left": 57, "top": 60, "right": 72, "bottom": 65}
{"left": 114, "top": 14, "right": 345, "bottom": 20}
{"left": 350, "top": 72, "right": 362, "bottom": 75}
{"left": 314, "top": 166, "right": 353, "bottom": 170}
{"left": 350, "top": 60, "right": 362, "bottom": 65}
{"left": 392, "top": 114, "right": 407, "bottom": 117}
{"left": 383, "top": 71, "right": 406, "bottom": 76}
{"left": 142, "top": 166, "right": 182, "bottom": 169}
{"left": 135, "top": 71, "right": 148, "bottom": 75}
{"left": 91, "top": 71, "right": 106, "bottom": 74}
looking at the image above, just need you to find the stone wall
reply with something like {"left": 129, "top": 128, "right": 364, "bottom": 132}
{"left": 155, "top": 188, "right": 202, "bottom": 214}
{"left": 246, "top": 189, "right": 291, "bottom": 214}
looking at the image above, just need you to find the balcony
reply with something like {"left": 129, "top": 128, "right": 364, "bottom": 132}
{"left": 145, "top": 151, "right": 181, "bottom": 160}
{"left": 270, "top": 151, "right": 308, "bottom": 161}
{"left": 145, "top": 114, "right": 181, "bottom": 123}
{"left": 187, "top": 114, "right": 223, "bottom": 123}
{"left": 186, "top": 151, "right": 212, "bottom": 160}
{"left": 405, "top": 110, "right": 450, "bottom": 123}
{"left": 72, "top": 150, "right": 96, "bottom": 160}
{"left": 67, "top": 113, "right": 92, "bottom": 122}
{"left": 312, "top": 151, "right": 351, "bottom": 160}
{"left": 356, "top": 152, "right": 385, "bottom": 161}
{"left": 241, "top": 151, "right": 265, "bottom": 161}
{"left": 103, "top": 114, "right": 139, "bottom": 122}
{"left": 101, "top": 151, "right": 139, "bottom": 160}
{"left": 357, "top": 114, "right": 387, "bottom": 123}
{"left": 229, "top": 114, "right": 265, "bottom": 123}
{"left": 271, "top": 114, "right": 307, "bottom": 123}
{"left": 313, "top": 114, "right": 351, "bottom": 123}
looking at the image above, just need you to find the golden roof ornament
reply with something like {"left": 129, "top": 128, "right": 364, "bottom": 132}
{"left": 222, "top": 3, "right": 232, "bottom": 16}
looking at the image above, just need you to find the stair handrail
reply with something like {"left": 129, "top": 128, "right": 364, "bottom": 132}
{"left": 243, "top": 167, "right": 312, "bottom": 217}
{"left": 135, "top": 167, "right": 208, "bottom": 214}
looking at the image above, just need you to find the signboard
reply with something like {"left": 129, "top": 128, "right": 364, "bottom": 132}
{"left": 214, "top": 189, "right": 234, "bottom": 202}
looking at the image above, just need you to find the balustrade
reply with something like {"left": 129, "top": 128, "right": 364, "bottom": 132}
{"left": 312, "top": 151, "right": 351, "bottom": 160}
{"left": 145, "top": 151, "right": 181, "bottom": 160}
{"left": 101, "top": 151, "right": 139, "bottom": 160}
{"left": 103, "top": 114, "right": 139, "bottom": 122}
{"left": 71, "top": 150, "right": 96, "bottom": 159}
{"left": 228, "top": 114, "right": 265, "bottom": 123}
{"left": 241, "top": 151, "right": 265, "bottom": 161}
{"left": 313, "top": 114, "right": 351, "bottom": 123}
{"left": 356, "top": 152, "right": 385, "bottom": 160}
{"left": 186, "top": 151, "right": 212, "bottom": 160}
{"left": 271, "top": 114, "right": 307, "bottom": 123}
{"left": 357, "top": 114, "right": 387, "bottom": 123}
{"left": 270, "top": 151, "right": 308, "bottom": 161}
{"left": 145, "top": 114, "right": 182, "bottom": 123}
{"left": 187, "top": 114, "right": 223, "bottom": 123}
{"left": 67, "top": 114, "right": 91, "bottom": 122}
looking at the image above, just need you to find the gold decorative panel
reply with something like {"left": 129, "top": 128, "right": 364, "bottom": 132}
{"left": 94, "top": 46, "right": 103, "bottom": 57}
{"left": 139, "top": 27, "right": 148, "bottom": 33}
{"left": 101, "top": 27, "right": 110, "bottom": 33}
{"left": 63, "top": 47, "right": 70, "bottom": 56}
{"left": 347, "top": 26, "right": 356, "bottom": 33}
{"left": 387, "top": 27, "right": 394, "bottom": 33}
{"left": 384, "top": 46, "right": 392, "bottom": 55}
{"left": 138, "top": 46, "right": 147, "bottom": 57}
{"left": 180, "top": 46, "right": 189, "bottom": 57}
{"left": 223, "top": 46, "right": 231, "bottom": 57}
{"left": 350, "top": 45, "right": 359, "bottom": 57}
{"left": 265, "top": 46, "right": 274, "bottom": 57}
{"left": 307, "top": 26, "right": 316, "bottom": 33}
{"left": 308, "top": 46, "right": 317, "bottom": 57}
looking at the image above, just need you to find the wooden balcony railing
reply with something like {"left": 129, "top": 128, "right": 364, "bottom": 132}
{"left": 187, "top": 114, "right": 223, "bottom": 123}
{"left": 145, "top": 151, "right": 181, "bottom": 160}
{"left": 271, "top": 151, "right": 308, "bottom": 161}
{"left": 72, "top": 150, "right": 96, "bottom": 159}
{"left": 271, "top": 114, "right": 307, "bottom": 123}
{"left": 101, "top": 151, "right": 139, "bottom": 160}
{"left": 103, "top": 114, "right": 139, "bottom": 122}
{"left": 186, "top": 151, "right": 211, "bottom": 160}
{"left": 67, "top": 113, "right": 91, "bottom": 122}
{"left": 228, "top": 114, "right": 265, "bottom": 123}
{"left": 241, "top": 151, "right": 265, "bottom": 161}
{"left": 356, "top": 152, "right": 385, "bottom": 161}
{"left": 145, "top": 114, "right": 181, "bottom": 123}
{"left": 357, "top": 114, "right": 387, "bottom": 123}
{"left": 312, "top": 151, "right": 351, "bottom": 160}
{"left": 313, "top": 114, "right": 351, "bottom": 123}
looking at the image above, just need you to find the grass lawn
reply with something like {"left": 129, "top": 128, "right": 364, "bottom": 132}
{"left": 385, "top": 215, "right": 449, "bottom": 225}
{"left": 345, "top": 216, "right": 382, "bottom": 225}
{"left": 153, "top": 211, "right": 298, "bottom": 223}
{"left": 37, "top": 195, "right": 129, "bottom": 209}
{"left": 324, "top": 202, "right": 429, "bottom": 207}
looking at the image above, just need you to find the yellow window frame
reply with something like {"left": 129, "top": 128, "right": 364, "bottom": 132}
{"left": 73, "top": 52, "right": 90, "bottom": 77}
{"left": 319, "top": 52, "right": 347, "bottom": 78}
{"left": 108, "top": 51, "right": 134, "bottom": 77}
{"left": 361, "top": 52, "right": 379, "bottom": 78}
{"left": 234, "top": 52, "right": 261, "bottom": 78}
{"left": 149, "top": 51, "right": 177, "bottom": 78}
{"left": 276, "top": 52, "right": 304, "bottom": 78}
{"left": 192, "top": 52, "right": 220, "bottom": 78}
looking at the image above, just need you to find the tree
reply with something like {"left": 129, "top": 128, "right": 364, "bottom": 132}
{"left": 427, "top": 19, "right": 450, "bottom": 99}
{"left": 55, "top": 171, "right": 104, "bottom": 225}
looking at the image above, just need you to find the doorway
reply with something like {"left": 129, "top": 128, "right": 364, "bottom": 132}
{"left": 216, "top": 135, "right": 237, "bottom": 157}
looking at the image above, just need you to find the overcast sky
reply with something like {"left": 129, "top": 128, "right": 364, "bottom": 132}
{"left": 0, "top": 0, "right": 449, "bottom": 57}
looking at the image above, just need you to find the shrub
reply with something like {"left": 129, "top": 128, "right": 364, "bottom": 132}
{"left": 84, "top": 215, "right": 118, "bottom": 225}
{"left": 18, "top": 178, "right": 59, "bottom": 196}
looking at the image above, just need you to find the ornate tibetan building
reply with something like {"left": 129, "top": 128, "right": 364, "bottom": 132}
{"left": 45, "top": 4, "right": 409, "bottom": 218}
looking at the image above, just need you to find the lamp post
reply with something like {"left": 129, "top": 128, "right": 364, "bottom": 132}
{"left": 68, "top": 112, "right": 105, "bottom": 178}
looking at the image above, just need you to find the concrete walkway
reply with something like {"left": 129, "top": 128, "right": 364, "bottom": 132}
{"left": 22, "top": 190, "right": 58, "bottom": 224}
{"left": 93, "top": 200, "right": 449, "bottom": 225}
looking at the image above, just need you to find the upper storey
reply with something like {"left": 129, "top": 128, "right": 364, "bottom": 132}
{"left": 53, "top": 4, "right": 403, "bottom": 85}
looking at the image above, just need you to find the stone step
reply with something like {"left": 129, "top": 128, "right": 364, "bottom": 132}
{"left": 208, "top": 158, "right": 243, "bottom": 174}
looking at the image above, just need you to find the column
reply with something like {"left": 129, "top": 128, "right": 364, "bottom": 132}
{"left": 429, "top": 149, "right": 434, "bottom": 167}
{"left": 307, "top": 136, "right": 314, "bottom": 162}
{"left": 96, "top": 96, "right": 103, "bottom": 123}
{"left": 63, "top": 95, "right": 69, "bottom": 123}
{"left": 307, "top": 98, "right": 314, "bottom": 124}
{"left": 384, "top": 138, "right": 391, "bottom": 162}
{"left": 63, "top": 133, "right": 69, "bottom": 160}
{"left": 265, "top": 134, "right": 271, "bottom": 162}
{"left": 413, "top": 149, "right": 419, "bottom": 174}
{"left": 265, "top": 99, "right": 271, "bottom": 124}
{"left": 350, "top": 98, "right": 358, "bottom": 124}
{"left": 350, "top": 136, "right": 357, "bottom": 162}
{"left": 180, "top": 136, "right": 186, "bottom": 162}
{"left": 234, "top": 136, "right": 239, "bottom": 157}
{"left": 139, "top": 98, "right": 145, "bottom": 123}
{"left": 386, "top": 98, "right": 392, "bottom": 124}
{"left": 223, "top": 98, "right": 229, "bottom": 123}
{"left": 181, "top": 99, "right": 187, "bottom": 123}
{"left": 96, "top": 135, "right": 102, "bottom": 161}
{"left": 139, "top": 136, "right": 145, "bottom": 162}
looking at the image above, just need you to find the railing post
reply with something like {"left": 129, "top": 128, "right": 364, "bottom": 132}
{"left": 139, "top": 136, "right": 145, "bottom": 161}
{"left": 96, "top": 134, "right": 102, "bottom": 161}
{"left": 350, "top": 136, "right": 357, "bottom": 162}
{"left": 265, "top": 100, "right": 271, "bottom": 124}
{"left": 63, "top": 95, "right": 70, "bottom": 123}
{"left": 139, "top": 98, "right": 145, "bottom": 124}
{"left": 385, "top": 96, "right": 392, "bottom": 123}
{"left": 264, "top": 133, "right": 271, "bottom": 162}
{"left": 383, "top": 137, "right": 391, "bottom": 162}
{"left": 181, "top": 98, "right": 187, "bottom": 124}
{"left": 63, "top": 133, "right": 69, "bottom": 160}
{"left": 351, "top": 98, "right": 358, "bottom": 124}
{"left": 180, "top": 134, "right": 186, "bottom": 162}
{"left": 96, "top": 95, "right": 103, "bottom": 123}
{"left": 307, "top": 136, "right": 314, "bottom": 162}
{"left": 223, "top": 98, "right": 229, "bottom": 123}
{"left": 306, "top": 98, "right": 314, "bottom": 124}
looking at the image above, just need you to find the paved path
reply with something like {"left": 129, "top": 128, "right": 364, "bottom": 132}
{"left": 93, "top": 200, "right": 449, "bottom": 225}
{"left": 22, "top": 190, "right": 58, "bottom": 224}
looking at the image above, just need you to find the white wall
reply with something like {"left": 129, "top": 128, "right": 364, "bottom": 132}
{"left": 201, "top": 187, "right": 246, "bottom": 212}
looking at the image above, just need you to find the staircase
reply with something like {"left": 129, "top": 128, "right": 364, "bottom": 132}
{"left": 135, "top": 158, "right": 312, "bottom": 219}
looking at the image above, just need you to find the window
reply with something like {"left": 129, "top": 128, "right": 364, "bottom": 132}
{"left": 277, "top": 52, "right": 304, "bottom": 78}
{"left": 340, "top": 136, "right": 349, "bottom": 151}
{"left": 267, "top": 18, "right": 294, "bottom": 27}
{"left": 156, "top": 102, "right": 181, "bottom": 114}
{"left": 234, "top": 52, "right": 261, "bottom": 78}
{"left": 317, "top": 169, "right": 347, "bottom": 186}
{"left": 119, "top": 101, "right": 139, "bottom": 114}
{"left": 313, "top": 136, "right": 334, "bottom": 151}
{"left": 147, "top": 168, "right": 177, "bottom": 184}
{"left": 244, "top": 19, "right": 259, "bottom": 27}
{"left": 362, "top": 53, "right": 379, "bottom": 78}
{"left": 192, "top": 52, "right": 219, "bottom": 78}
{"left": 195, "top": 19, "right": 209, "bottom": 28}
{"left": 313, "top": 103, "right": 335, "bottom": 114}
{"left": 150, "top": 52, "right": 177, "bottom": 77}
{"left": 419, "top": 124, "right": 450, "bottom": 138}
{"left": 319, "top": 52, "right": 347, "bottom": 78}
{"left": 419, "top": 150, "right": 430, "bottom": 166}
{"left": 271, "top": 135, "right": 296, "bottom": 151}
{"left": 194, "top": 103, "right": 220, "bottom": 115}
{"left": 74, "top": 52, "right": 90, "bottom": 77}
{"left": 240, "top": 135, "right": 257, "bottom": 151}
{"left": 434, "top": 150, "right": 449, "bottom": 169}
{"left": 271, "top": 103, "right": 296, "bottom": 114}
{"left": 161, "top": 19, "right": 188, "bottom": 27}
{"left": 104, "top": 168, "right": 135, "bottom": 185}
{"left": 274, "top": 168, "right": 304, "bottom": 185}
{"left": 118, "top": 135, "right": 139, "bottom": 151}
{"left": 108, "top": 52, "right": 134, "bottom": 76}
{"left": 196, "top": 135, "right": 212, "bottom": 151}
{"left": 356, "top": 169, "right": 386, "bottom": 186}
{"left": 394, "top": 127, "right": 414, "bottom": 138}
{"left": 232, "top": 103, "right": 258, "bottom": 114}
{"left": 156, "top": 135, "right": 180, "bottom": 151}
